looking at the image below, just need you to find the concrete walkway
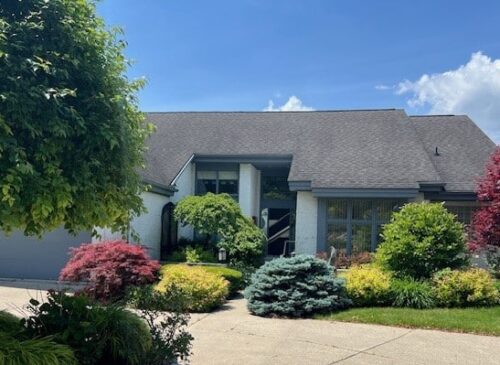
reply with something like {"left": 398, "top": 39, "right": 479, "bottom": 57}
{"left": 1, "top": 284, "right": 499, "bottom": 364}
{"left": 188, "top": 297, "right": 500, "bottom": 365}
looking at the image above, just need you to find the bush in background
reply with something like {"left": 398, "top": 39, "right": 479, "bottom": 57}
{"left": 245, "top": 256, "right": 351, "bottom": 317}
{"left": 202, "top": 265, "right": 244, "bottom": 296}
{"left": 432, "top": 268, "right": 499, "bottom": 307}
{"left": 175, "top": 193, "right": 265, "bottom": 266}
{"left": 390, "top": 278, "right": 435, "bottom": 309}
{"left": 156, "top": 265, "right": 229, "bottom": 312}
{"left": 185, "top": 245, "right": 217, "bottom": 263}
{"left": 375, "top": 203, "right": 467, "bottom": 279}
{"left": 345, "top": 265, "right": 392, "bottom": 306}
{"left": 59, "top": 240, "right": 160, "bottom": 301}
{"left": 486, "top": 246, "right": 500, "bottom": 279}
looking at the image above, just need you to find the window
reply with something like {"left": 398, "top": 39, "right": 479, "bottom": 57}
{"left": 262, "top": 176, "right": 294, "bottom": 200}
{"left": 445, "top": 205, "right": 477, "bottom": 225}
{"left": 325, "top": 199, "right": 405, "bottom": 254}
{"left": 196, "top": 169, "right": 239, "bottom": 199}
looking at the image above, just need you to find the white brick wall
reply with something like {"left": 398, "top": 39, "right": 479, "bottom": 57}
{"left": 295, "top": 191, "right": 318, "bottom": 255}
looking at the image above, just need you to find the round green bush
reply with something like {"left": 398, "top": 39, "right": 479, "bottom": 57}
{"left": 432, "top": 268, "right": 499, "bottom": 307}
{"left": 345, "top": 265, "right": 392, "bottom": 306}
{"left": 244, "top": 256, "right": 351, "bottom": 317}
{"left": 0, "top": 310, "right": 21, "bottom": 335}
{"left": 155, "top": 265, "right": 229, "bottom": 312}
{"left": 201, "top": 265, "right": 244, "bottom": 296}
{"left": 375, "top": 203, "right": 467, "bottom": 279}
{"left": 390, "top": 278, "right": 435, "bottom": 309}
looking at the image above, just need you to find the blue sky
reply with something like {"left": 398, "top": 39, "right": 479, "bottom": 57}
{"left": 97, "top": 0, "right": 500, "bottom": 141}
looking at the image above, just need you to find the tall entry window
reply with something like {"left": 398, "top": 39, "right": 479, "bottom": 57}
{"left": 325, "top": 199, "right": 405, "bottom": 254}
{"left": 196, "top": 169, "right": 239, "bottom": 199}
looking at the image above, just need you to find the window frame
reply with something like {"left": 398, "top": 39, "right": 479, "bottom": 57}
{"left": 195, "top": 165, "right": 239, "bottom": 199}
{"left": 319, "top": 198, "right": 406, "bottom": 254}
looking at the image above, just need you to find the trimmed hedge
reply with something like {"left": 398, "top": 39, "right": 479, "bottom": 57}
{"left": 245, "top": 256, "right": 351, "bottom": 317}
{"left": 345, "top": 265, "right": 392, "bottom": 306}
{"left": 156, "top": 265, "right": 229, "bottom": 312}
{"left": 201, "top": 265, "right": 244, "bottom": 296}
{"left": 375, "top": 203, "right": 467, "bottom": 279}
{"left": 432, "top": 268, "right": 499, "bottom": 307}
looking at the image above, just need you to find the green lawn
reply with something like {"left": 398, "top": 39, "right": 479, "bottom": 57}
{"left": 316, "top": 306, "right": 500, "bottom": 336}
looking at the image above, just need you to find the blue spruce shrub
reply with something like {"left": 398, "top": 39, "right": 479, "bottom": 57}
{"left": 244, "top": 255, "right": 351, "bottom": 317}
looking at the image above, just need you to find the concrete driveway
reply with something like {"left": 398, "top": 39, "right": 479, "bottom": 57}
{"left": 1, "top": 283, "right": 499, "bottom": 365}
{"left": 188, "top": 297, "right": 500, "bottom": 365}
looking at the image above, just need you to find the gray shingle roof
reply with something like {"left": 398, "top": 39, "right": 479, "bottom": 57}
{"left": 410, "top": 115, "right": 496, "bottom": 192}
{"left": 142, "top": 110, "right": 495, "bottom": 192}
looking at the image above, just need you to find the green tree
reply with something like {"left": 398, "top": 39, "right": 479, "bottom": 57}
{"left": 0, "top": 0, "right": 151, "bottom": 236}
{"left": 375, "top": 203, "right": 467, "bottom": 278}
{"left": 174, "top": 193, "right": 265, "bottom": 266}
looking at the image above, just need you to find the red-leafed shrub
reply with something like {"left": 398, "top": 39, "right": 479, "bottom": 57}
{"left": 470, "top": 146, "right": 500, "bottom": 250}
{"left": 60, "top": 240, "right": 160, "bottom": 301}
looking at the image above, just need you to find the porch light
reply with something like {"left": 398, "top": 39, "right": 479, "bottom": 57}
{"left": 218, "top": 248, "right": 227, "bottom": 262}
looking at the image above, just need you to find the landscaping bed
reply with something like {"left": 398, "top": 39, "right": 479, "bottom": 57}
{"left": 316, "top": 306, "right": 500, "bottom": 336}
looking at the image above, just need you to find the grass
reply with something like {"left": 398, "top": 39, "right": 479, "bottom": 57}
{"left": 316, "top": 306, "right": 500, "bottom": 336}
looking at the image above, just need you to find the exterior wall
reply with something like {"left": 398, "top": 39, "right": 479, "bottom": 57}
{"left": 171, "top": 162, "right": 196, "bottom": 240}
{"left": 94, "top": 191, "right": 170, "bottom": 260}
{"left": 294, "top": 191, "right": 318, "bottom": 254}
{"left": 239, "top": 163, "right": 260, "bottom": 219}
{"left": 0, "top": 228, "right": 92, "bottom": 280}
{"left": 411, "top": 193, "right": 427, "bottom": 202}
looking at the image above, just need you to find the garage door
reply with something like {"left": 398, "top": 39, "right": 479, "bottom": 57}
{"left": 0, "top": 228, "right": 91, "bottom": 280}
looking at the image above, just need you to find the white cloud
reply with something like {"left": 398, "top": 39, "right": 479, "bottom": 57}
{"left": 396, "top": 52, "right": 500, "bottom": 142}
{"left": 264, "top": 95, "right": 314, "bottom": 111}
{"left": 375, "top": 84, "right": 392, "bottom": 90}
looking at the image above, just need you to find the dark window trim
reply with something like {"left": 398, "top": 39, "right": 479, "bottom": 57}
{"left": 195, "top": 165, "right": 240, "bottom": 198}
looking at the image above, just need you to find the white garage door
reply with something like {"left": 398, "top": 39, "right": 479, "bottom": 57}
{"left": 0, "top": 228, "right": 91, "bottom": 280}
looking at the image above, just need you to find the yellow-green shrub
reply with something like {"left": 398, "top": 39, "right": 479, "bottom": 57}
{"left": 345, "top": 265, "right": 392, "bottom": 306}
{"left": 432, "top": 268, "right": 499, "bottom": 307}
{"left": 156, "top": 265, "right": 229, "bottom": 312}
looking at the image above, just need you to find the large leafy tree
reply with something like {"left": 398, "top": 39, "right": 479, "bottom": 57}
{"left": 470, "top": 146, "right": 500, "bottom": 249}
{"left": 0, "top": 0, "right": 151, "bottom": 236}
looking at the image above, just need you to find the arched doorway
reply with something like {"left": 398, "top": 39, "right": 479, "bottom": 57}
{"left": 160, "top": 202, "right": 177, "bottom": 261}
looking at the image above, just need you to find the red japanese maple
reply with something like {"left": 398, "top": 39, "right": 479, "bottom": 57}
{"left": 60, "top": 240, "right": 160, "bottom": 300}
{"left": 470, "top": 146, "right": 500, "bottom": 250}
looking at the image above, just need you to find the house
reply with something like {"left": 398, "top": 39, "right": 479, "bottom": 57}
{"left": 0, "top": 109, "right": 495, "bottom": 279}
{"left": 98, "top": 109, "right": 496, "bottom": 260}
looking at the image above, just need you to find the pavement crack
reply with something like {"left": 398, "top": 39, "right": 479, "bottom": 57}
{"left": 327, "top": 329, "right": 414, "bottom": 364}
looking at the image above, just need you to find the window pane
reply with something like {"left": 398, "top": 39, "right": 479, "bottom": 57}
{"left": 327, "top": 223, "right": 347, "bottom": 251}
{"left": 446, "top": 205, "right": 476, "bottom": 225}
{"left": 218, "top": 171, "right": 238, "bottom": 180}
{"left": 352, "top": 224, "right": 372, "bottom": 253}
{"left": 376, "top": 199, "right": 405, "bottom": 221}
{"left": 219, "top": 179, "right": 238, "bottom": 195}
{"left": 197, "top": 179, "right": 216, "bottom": 194}
{"left": 197, "top": 171, "right": 217, "bottom": 179}
{"left": 262, "top": 176, "right": 292, "bottom": 200}
{"left": 352, "top": 200, "right": 372, "bottom": 220}
{"left": 327, "top": 200, "right": 348, "bottom": 220}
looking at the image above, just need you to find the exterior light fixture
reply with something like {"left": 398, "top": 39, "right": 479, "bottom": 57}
{"left": 218, "top": 248, "right": 227, "bottom": 262}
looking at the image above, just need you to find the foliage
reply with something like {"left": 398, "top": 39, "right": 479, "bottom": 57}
{"left": 0, "top": 311, "right": 21, "bottom": 336}
{"left": 185, "top": 245, "right": 216, "bottom": 263}
{"left": 175, "top": 193, "right": 265, "bottom": 266}
{"left": 0, "top": 0, "right": 151, "bottom": 236}
{"left": 345, "top": 265, "right": 392, "bottom": 306}
{"left": 317, "top": 249, "right": 373, "bottom": 269}
{"left": 59, "top": 240, "right": 160, "bottom": 301}
{"left": 229, "top": 261, "right": 257, "bottom": 287}
{"left": 316, "top": 306, "right": 500, "bottom": 336}
{"left": 486, "top": 246, "right": 500, "bottom": 279}
{"left": 432, "top": 268, "right": 499, "bottom": 307}
{"left": 390, "top": 278, "right": 435, "bottom": 309}
{"left": 156, "top": 264, "right": 229, "bottom": 312}
{"left": 22, "top": 290, "right": 152, "bottom": 365}
{"left": 375, "top": 203, "right": 468, "bottom": 279}
{"left": 201, "top": 265, "right": 244, "bottom": 296}
{"left": 135, "top": 296, "right": 193, "bottom": 365}
{"left": 470, "top": 146, "right": 500, "bottom": 250}
{"left": 0, "top": 332, "right": 77, "bottom": 365}
{"left": 126, "top": 284, "right": 188, "bottom": 312}
{"left": 245, "top": 255, "right": 351, "bottom": 317}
